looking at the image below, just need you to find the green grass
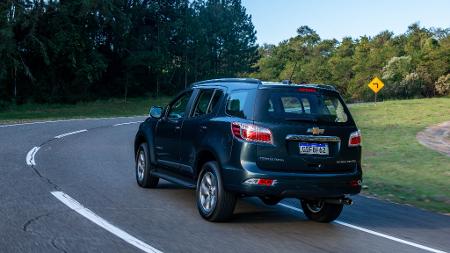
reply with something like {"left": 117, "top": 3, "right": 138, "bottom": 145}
{"left": 1, "top": 96, "right": 449, "bottom": 213}
{"left": 0, "top": 97, "right": 171, "bottom": 124}
{"left": 350, "top": 98, "right": 450, "bottom": 213}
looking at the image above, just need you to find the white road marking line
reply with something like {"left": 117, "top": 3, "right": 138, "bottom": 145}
{"left": 113, "top": 121, "right": 143, "bottom": 127}
{"left": 0, "top": 116, "right": 146, "bottom": 128}
{"left": 54, "top": 129, "right": 87, "bottom": 139}
{"left": 278, "top": 203, "right": 447, "bottom": 253}
{"left": 26, "top": 146, "right": 40, "bottom": 166}
{"left": 51, "top": 191, "right": 163, "bottom": 253}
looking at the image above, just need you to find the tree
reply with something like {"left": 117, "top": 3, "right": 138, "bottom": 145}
{"left": 435, "top": 74, "right": 450, "bottom": 96}
{"left": 0, "top": 0, "right": 258, "bottom": 104}
{"left": 251, "top": 23, "right": 450, "bottom": 101}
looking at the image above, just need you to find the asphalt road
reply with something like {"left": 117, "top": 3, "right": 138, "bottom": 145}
{"left": 1, "top": 117, "right": 449, "bottom": 253}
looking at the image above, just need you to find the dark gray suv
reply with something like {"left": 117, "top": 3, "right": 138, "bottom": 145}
{"left": 134, "top": 78, "right": 362, "bottom": 222}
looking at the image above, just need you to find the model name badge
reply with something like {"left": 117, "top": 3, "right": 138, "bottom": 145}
{"left": 258, "top": 157, "right": 285, "bottom": 162}
{"left": 336, "top": 160, "right": 356, "bottom": 164}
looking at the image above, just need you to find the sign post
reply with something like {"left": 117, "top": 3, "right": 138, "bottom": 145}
{"left": 368, "top": 77, "right": 384, "bottom": 103}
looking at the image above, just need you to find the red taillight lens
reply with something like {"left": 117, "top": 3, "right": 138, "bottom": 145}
{"left": 231, "top": 122, "right": 273, "bottom": 144}
{"left": 350, "top": 179, "right": 362, "bottom": 188}
{"left": 243, "top": 178, "right": 276, "bottom": 186}
{"left": 257, "top": 179, "right": 274, "bottom": 186}
{"left": 348, "top": 130, "right": 362, "bottom": 147}
{"left": 298, "top": 87, "right": 317, "bottom": 93}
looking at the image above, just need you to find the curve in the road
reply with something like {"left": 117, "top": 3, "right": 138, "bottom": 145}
{"left": 0, "top": 115, "right": 144, "bottom": 128}
{"left": 22, "top": 120, "right": 163, "bottom": 253}
{"left": 26, "top": 146, "right": 40, "bottom": 166}
{"left": 52, "top": 191, "right": 162, "bottom": 253}
{"left": 18, "top": 118, "right": 450, "bottom": 253}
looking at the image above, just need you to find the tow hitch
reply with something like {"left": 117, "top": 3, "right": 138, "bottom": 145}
{"left": 324, "top": 197, "right": 353, "bottom": 205}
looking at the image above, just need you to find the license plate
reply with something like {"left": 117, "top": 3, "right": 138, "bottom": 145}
{"left": 299, "top": 143, "right": 329, "bottom": 155}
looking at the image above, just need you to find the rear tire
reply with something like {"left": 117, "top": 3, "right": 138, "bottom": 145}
{"left": 301, "top": 199, "right": 343, "bottom": 223}
{"left": 136, "top": 143, "right": 159, "bottom": 188}
{"left": 196, "top": 161, "right": 236, "bottom": 222}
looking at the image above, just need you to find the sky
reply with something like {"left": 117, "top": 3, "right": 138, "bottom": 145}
{"left": 241, "top": 0, "right": 450, "bottom": 45}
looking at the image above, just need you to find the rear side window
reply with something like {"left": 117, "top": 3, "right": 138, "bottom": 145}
{"left": 255, "top": 89, "right": 350, "bottom": 124}
{"left": 226, "top": 90, "right": 253, "bottom": 119}
{"left": 191, "top": 89, "right": 224, "bottom": 117}
{"left": 192, "top": 89, "right": 214, "bottom": 117}
{"left": 207, "top": 90, "right": 223, "bottom": 114}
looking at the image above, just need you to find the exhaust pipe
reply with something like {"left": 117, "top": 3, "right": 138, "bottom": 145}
{"left": 324, "top": 197, "right": 353, "bottom": 205}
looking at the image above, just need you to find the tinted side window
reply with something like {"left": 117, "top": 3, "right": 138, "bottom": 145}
{"left": 192, "top": 89, "right": 214, "bottom": 117}
{"left": 207, "top": 90, "right": 223, "bottom": 114}
{"left": 226, "top": 90, "right": 253, "bottom": 119}
{"left": 168, "top": 91, "right": 192, "bottom": 120}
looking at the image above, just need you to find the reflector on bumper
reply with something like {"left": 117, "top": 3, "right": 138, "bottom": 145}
{"left": 244, "top": 178, "right": 277, "bottom": 186}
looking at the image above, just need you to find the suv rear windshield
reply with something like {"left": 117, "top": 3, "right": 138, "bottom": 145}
{"left": 255, "top": 89, "right": 350, "bottom": 124}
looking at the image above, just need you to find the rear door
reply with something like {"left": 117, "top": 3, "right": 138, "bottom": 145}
{"left": 254, "top": 87, "right": 359, "bottom": 173}
{"left": 179, "top": 88, "right": 224, "bottom": 177}
{"left": 154, "top": 90, "right": 193, "bottom": 172}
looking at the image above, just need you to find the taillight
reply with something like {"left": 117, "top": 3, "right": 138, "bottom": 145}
{"left": 348, "top": 130, "right": 362, "bottom": 147}
{"left": 231, "top": 122, "right": 272, "bottom": 144}
{"left": 350, "top": 179, "right": 362, "bottom": 188}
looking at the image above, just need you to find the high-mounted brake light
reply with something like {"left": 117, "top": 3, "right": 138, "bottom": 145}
{"left": 231, "top": 122, "right": 272, "bottom": 144}
{"left": 298, "top": 87, "right": 317, "bottom": 93}
{"left": 348, "top": 130, "right": 362, "bottom": 147}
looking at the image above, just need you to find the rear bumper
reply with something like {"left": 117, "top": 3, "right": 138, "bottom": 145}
{"left": 222, "top": 161, "right": 362, "bottom": 198}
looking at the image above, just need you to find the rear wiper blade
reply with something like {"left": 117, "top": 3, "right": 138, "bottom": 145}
{"left": 285, "top": 117, "right": 318, "bottom": 122}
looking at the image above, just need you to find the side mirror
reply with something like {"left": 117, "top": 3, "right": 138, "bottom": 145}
{"left": 149, "top": 106, "right": 163, "bottom": 119}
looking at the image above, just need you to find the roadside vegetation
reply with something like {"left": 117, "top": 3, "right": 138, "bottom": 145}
{"left": 2, "top": 1, "right": 449, "bottom": 108}
{"left": 0, "top": 1, "right": 257, "bottom": 104}
{"left": 352, "top": 98, "right": 450, "bottom": 213}
{"left": 0, "top": 97, "right": 171, "bottom": 124}
{"left": 251, "top": 25, "right": 450, "bottom": 102}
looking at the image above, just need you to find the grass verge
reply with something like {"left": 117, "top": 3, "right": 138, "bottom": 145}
{"left": 1, "top": 96, "right": 449, "bottom": 213}
{"left": 0, "top": 97, "right": 171, "bottom": 124}
{"left": 351, "top": 98, "right": 450, "bottom": 213}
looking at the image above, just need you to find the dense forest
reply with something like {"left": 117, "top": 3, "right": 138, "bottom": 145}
{"left": 1, "top": 1, "right": 449, "bottom": 105}
{"left": 251, "top": 25, "right": 450, "bottom": 101}
{"left": 0, "top": 0, "right": 257, "bottom": 104}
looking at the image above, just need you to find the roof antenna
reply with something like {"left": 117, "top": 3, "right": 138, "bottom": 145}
{"left": 288, "top": 60, "right": 298, "bottom": 85}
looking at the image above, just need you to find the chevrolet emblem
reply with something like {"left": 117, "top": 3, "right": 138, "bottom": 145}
{"left": 307, "top": 127, "right": 325, "bottom": 135}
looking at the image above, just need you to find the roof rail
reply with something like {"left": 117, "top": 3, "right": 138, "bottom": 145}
{"left": 311, "top": 84, "right": 336, "bottom": 90}
{"left": 192, "top": 78, "right": 262, "bottom": 86}
{"left": 262, "top": 81, "right": 337, "bottom": 90}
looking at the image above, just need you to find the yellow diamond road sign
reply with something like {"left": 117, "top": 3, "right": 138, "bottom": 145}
{"left": 368, "top": 77, "right": 384, "bottom": 93}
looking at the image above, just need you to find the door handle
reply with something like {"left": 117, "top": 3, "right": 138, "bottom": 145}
{"left": 200, "top": 125, "right": 208, "bottom": 131}
{"left": 175, "top": 126, "right": 181, "bottom": 131}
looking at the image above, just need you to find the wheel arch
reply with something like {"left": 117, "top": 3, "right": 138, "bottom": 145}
{"left": 134, "top": 132, "right": 146, "bottom": 156}
{"left": 194, "top": 149, "right": 220, "bottom": 180}
{"left": 134, "top": 123, "right": 157, "bottom": 165}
